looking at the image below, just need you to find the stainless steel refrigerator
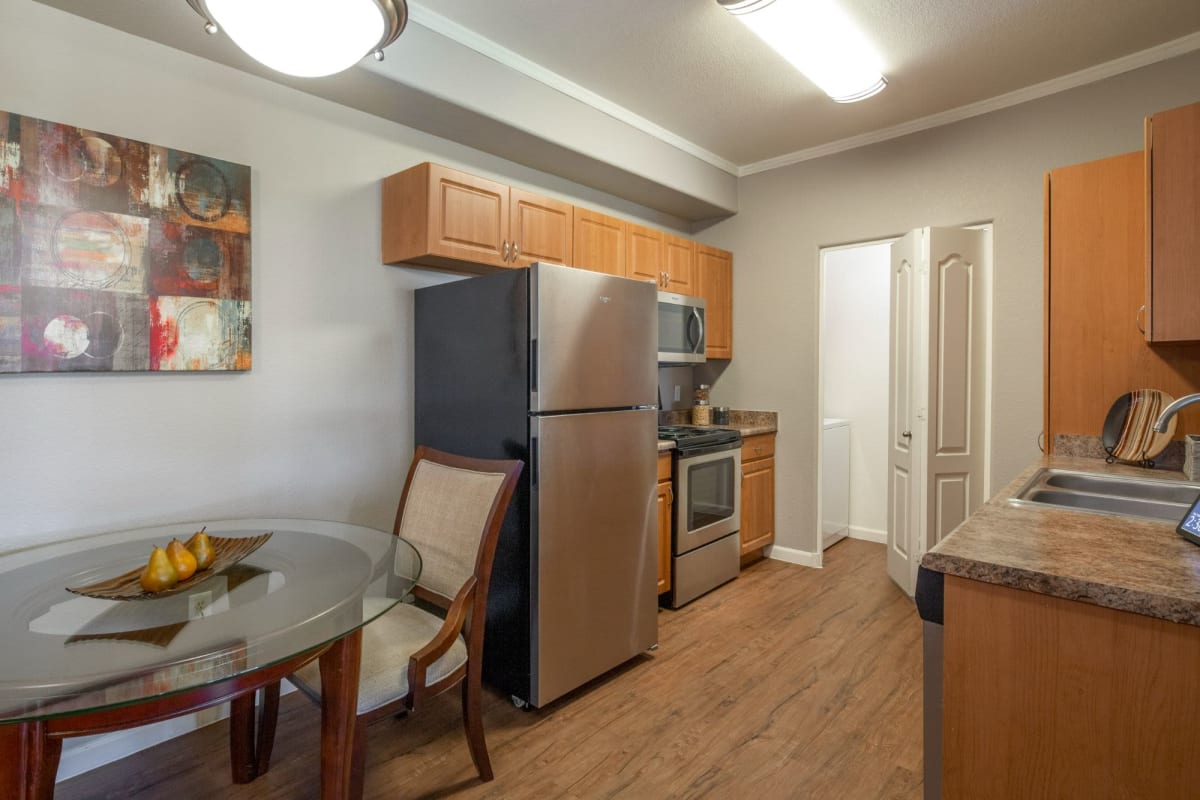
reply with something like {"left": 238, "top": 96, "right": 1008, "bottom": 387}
{"left": 414, "top": 262, "right": 658, "bottom": 708}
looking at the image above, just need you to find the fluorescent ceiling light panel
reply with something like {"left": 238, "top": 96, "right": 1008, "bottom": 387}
{"left": 202, "top": 0, "right": 388, "bottom": 77}
{"left": 722, "top": 0, "right": 888, "bottom": 102}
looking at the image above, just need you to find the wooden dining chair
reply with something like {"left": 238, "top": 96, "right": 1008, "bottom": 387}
{"left": 252, "top": 446, "right": 522, "bottom": 795}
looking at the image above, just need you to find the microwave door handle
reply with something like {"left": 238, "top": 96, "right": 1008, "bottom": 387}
{"left": 689, "top": 307, "right": 705, "bottom": 354}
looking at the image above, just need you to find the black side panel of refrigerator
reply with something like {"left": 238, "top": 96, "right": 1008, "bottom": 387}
{"left": 414, "top": 269, "right": 532, "bottom": 701}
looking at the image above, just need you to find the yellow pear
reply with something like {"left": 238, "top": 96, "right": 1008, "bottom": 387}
{"left": 165, "top": 539, "right": 198, "bottom": 581}
{"left": 185, "top": 528, "right": 215, "bottom": 571}
{"left": 140, "top": 546, "right": 179, "bottom": 592}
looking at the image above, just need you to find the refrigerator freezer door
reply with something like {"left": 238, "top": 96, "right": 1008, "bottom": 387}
{"left": 531, "top": 263, "right": 657, "bottom": 412}
{"left": 530, "top": 408, "right": 658, "bottom": 706}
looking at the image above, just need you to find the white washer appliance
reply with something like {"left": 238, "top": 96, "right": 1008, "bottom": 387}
{"left": 822, "top": 418, "right": 851, "bottom": 549}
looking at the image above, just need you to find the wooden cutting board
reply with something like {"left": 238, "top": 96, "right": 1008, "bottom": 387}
{"left": 1106, "top": 389, "right": 1176, "bottom": 463}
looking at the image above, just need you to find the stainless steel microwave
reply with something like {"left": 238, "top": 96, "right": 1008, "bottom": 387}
{"left": 658, "top": 292, "right": 706, "bottom": 364}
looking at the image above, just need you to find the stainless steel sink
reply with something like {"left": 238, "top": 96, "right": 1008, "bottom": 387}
{"left": 1009, "top": 468, "right": 1200, "bottom": 522}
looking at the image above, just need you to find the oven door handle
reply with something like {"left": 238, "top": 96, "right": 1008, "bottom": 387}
{"left": 687, "top": 307, "right": 705, "bottom": 354}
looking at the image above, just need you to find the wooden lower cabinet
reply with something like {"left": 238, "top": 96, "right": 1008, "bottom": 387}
{"left": 739, "top": 434, "right": 775, "bottom": 556}
{"left": 943, "top": 575, "right": 1200, "bottom": 797}
{"left": 656, "top": 452, "right": 672, "bottom": 595}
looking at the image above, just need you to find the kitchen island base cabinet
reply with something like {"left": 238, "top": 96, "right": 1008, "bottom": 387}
{"left": 942, "top": 575, "right": 1200, "bottom": 798}
{"left": 739, "top": 434, "right": 775, "bottom": 557}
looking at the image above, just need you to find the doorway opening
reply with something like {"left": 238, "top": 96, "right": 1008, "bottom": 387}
{"left": 817, "top": 227, "right": 993, "bottom": 593}
{"left": 818, "top": 238, "right": 896, "bottom": 556}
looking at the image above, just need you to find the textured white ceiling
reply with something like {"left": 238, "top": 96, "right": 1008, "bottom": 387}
{"left": 419, "top": 0, "right": 1200, "bottom": 166}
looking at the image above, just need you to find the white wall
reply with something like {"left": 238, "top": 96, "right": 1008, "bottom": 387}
{"left": 700, "top": 51, "right": 1200, "bottom": 556}
{"left": 821, "top": 242, "right": 892, "bottom": 539}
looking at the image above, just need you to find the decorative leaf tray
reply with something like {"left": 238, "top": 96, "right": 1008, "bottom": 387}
{"left": 66, "top": 532, "right": 273, "bottom": 601}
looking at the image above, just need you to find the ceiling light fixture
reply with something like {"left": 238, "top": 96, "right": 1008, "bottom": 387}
{"left": 719, "top": 0, "right": 887, "bottom": 103}
{"left": 186, "top": 0, "right": 408, "bottom": 78}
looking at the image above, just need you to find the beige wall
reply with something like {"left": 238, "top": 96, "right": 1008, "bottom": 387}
{"left": 698, "top": 52, "right": 1200, "bottom": 555}
{"left": 0, "top": 1, "right": 687, "bottom": 554}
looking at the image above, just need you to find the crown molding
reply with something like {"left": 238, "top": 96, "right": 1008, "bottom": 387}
{"left": 406, "top": 2, "right": 740, "bottom": 176}
{"left": 403, "top": 5, "right": 1200, "bottom": 181}
{"left": 738, "top": 30, "right": 1200, "bottom": 176}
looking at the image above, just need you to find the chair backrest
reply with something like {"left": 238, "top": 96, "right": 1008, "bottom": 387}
{"left": 393, "top": 447, "right": 522, "bottom": 605}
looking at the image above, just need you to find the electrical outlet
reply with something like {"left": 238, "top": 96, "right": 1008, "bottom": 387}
{"left": 188, "top": 590, "right": 212, "bottom": 619}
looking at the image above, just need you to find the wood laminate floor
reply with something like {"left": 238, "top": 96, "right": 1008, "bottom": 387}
{"left": 58, "top": 538, "right": 924, "bottom": 799}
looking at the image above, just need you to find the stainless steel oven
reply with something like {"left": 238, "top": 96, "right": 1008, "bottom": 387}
{"left": 659, "top": 426, "right": 741, "bottom": 608}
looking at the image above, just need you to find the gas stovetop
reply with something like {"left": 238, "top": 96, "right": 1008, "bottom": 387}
{"left": 657, "top": 425, "right": 742, "bottom": 451}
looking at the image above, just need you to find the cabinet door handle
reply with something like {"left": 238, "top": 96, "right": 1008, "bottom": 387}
{"left": 502, "top": 240, "right": 511, "bottom": 261}
{"left": 1136, "top": 304, "right": 1146, "bottom": 335}
{"left": 902, "top": 430, "right": 912, "bottom": 439}
{"left": 513, "top": 242, "right": 520, "bottom": 262}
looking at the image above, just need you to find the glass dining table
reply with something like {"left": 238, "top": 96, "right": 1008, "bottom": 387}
{"left": 0, "top": 518, "right": 421, "bottom": 799}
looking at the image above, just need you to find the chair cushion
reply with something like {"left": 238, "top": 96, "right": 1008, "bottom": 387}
{"left": 290, "top": 602, "right": 469, "bottom": 715}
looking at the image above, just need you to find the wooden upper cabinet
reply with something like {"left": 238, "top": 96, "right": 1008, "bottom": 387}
{"left": 1145, "top": 102, "right": 1200, "bottom": 342}
{"left": 383, "top": 163, "right": 510, "bottom": 271}
{"left": 1045, "top": 151, "right": 1200, "bottom": 449}
{"left": 382, "top": 163, "right": 573, "bottom": 273}
{"left": 696, "top": 244, "right": 733, "bottom": 359}
{"left": 627, "top": 222, "right": 664, "bottom": 285}
{"left": 573, "top": 208, "right": 626, "bottom": 276}
{"left": 510, "top": 188, "right": 572, "bottom": 267}
{"left": 663, "top": 234, "right": 696, "bottom": 294}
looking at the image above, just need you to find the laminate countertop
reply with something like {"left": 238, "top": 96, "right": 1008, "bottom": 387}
{"left": 921, "top": 455, "right": 1200, "bottom": 626}
{"left": 658, "top": 410, "right": 778, "bottom": 441}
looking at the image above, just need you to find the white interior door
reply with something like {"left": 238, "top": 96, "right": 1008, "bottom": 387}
{"left": 887, "top": 231, "right": 919, "bottom": 592}
{"left": 888, "top": 227, "right": 989, "bottom": 595}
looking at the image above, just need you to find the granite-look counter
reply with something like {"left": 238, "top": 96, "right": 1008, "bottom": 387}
{"left": 922, "top": 455, "right": 1200, "bottom": 626}
{"left": 659, "top": 409, "right": 778, "bottom": 437}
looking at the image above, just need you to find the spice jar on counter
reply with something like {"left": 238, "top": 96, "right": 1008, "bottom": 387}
{"left": 692, "top": 384, "right": 711, "bottom": 425}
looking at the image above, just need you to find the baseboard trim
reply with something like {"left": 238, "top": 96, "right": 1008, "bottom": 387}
{"left": 56, "top": 680, "right": 297, "bottom": 782}
{"left": 766, "top": 545, "right": 823, "bottom": 568}
{"left": 848, "top": 526, "right": 887, "bottom": 544}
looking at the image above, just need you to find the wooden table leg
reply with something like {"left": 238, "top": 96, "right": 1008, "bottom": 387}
{"left": 0, "top": 721, "right": 62, "bottom": 800}
{"left": 229, "top": 692, "right": 258, "bottom": 783}
{"left": 256, "top": 682, "right": 281, "bottom": 775}
{"left": 319, "top": 629, "right": 363, "bottom": 800}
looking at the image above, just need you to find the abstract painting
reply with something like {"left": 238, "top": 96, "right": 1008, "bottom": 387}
{"left": 0, "top": 111, "right": 251, "bottom": 373}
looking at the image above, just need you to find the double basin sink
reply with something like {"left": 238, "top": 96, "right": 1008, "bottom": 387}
{"left": 1010, "top": 468, "right": 1200, "bottom": 522}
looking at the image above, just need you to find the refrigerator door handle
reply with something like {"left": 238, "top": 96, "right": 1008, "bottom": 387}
{"left": 688, "top": 307, "right": 705, "bottom": 354}
{"left": 530, "top": 339, "right": 538, "bottom": 393}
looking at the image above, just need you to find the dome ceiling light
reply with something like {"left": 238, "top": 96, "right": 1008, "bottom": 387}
{"left": 719, "top": 0, "right": 887, "bottom": 103}
{"left": 186, "top": 0, "right": 409, "bottom": 78}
